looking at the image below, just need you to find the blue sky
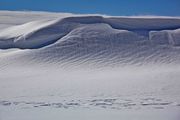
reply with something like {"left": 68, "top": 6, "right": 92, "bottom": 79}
{"left": 0, "top": 0, "right": 180, "bottom": 16}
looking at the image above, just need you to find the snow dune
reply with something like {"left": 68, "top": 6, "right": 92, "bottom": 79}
{"left": 0, "top": 15, "right": 180, "bottom": 67}
{"left": 0, "top": 15, "right": 180, "bottom": 49}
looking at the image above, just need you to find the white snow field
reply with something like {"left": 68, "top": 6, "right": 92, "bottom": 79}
{"left": 0, "top": 11, "right": 180, "bottom": 120}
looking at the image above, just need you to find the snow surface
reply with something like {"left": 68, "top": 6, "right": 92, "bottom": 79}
{"left": 0, "top": 11, "right": 180, "bottom": 120}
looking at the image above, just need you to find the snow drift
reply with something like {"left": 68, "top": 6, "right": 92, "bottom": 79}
{"left": 0, "top": 15, "right": 180, "bottom": 67}
{"left": 0, "top": 16, "right": 180, "bottom": 49}
{"left": 149, "top": 29, "right": 180, "bottom": 45}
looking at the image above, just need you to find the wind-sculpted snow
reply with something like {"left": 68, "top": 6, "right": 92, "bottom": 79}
{"left": 149, "top": 29, "right": 180, "bottom": 46}
{"left": 0, "top": 15, "right": 180, "bottom": 66}
{"left": 0, "top": 16, "right": 180, "bottom": 49}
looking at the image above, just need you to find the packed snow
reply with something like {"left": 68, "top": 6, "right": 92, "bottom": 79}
{"left": 0, "top": 11, "right": 180, "bottom": 120}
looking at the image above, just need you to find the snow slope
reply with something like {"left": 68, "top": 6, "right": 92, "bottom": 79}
{"left": 0, "top": 11, "right": 180, "bottom": 120}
